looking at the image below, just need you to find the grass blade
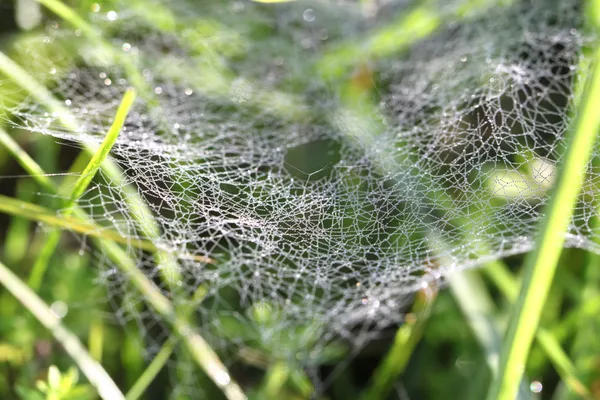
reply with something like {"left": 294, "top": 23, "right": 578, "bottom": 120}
{"left": 360, "top": 288, "right": 436, "bottom": 400}
{"left": 0, "top": 132, "right": 244, "bottom": 399}
{"left": 26, "top": 88, "right": 135, "bottom": 290}
{"left": 0, "top": 259, "right": 125, "bottom": 400}
{"left": 0, "top": 193, "right": 211, "bottom": 263}
{"left": 482, "top": 261, "right": 591, "bottom": 398}
{"left": 486, "top": 8, "right": 600, "bottom": 398}
{"left": 125, "top": 338, "right": 176, "bottom": 400}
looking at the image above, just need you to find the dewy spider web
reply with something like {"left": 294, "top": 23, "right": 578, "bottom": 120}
{"left": 0, "top": 0, "right": 595, "bottom": 395}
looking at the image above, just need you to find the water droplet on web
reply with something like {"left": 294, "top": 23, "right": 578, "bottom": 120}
{"left": 184, "top": 88, "right": 193, "bottom": 96}
{"left": 99, "top": 72, "right": 107, "bottom": 79}
{"left": 106, "top": 11, "right": 118, "bottom": 21}
{"left": 65, "top": 99, "right": 71, "bottom": 106}
{"left": 104, "top": 78, "right": 112, "bottom": 86}
{"left": 154, "top": 87, "right": 163, "bottom": 95}
{"left": 214, "top": 371, "right": 231, "bottom": 386}
{"left": 303, "top": 9, "right": 315, "bottom": 22}
{"left": 231, "top": 1, "right": 244, "bottom": 12}
{"left": 460, "top": 55, "right": 468, "bottom": 62}
{"left": 49, "top": 68, "right": 56, "bottom": 75}
{"left": 50, "top": 301, "right": 68, "bottom": 319}
{"left": 122, "top": 43, "right": 131, "bottom": 52}
{"left": 91, "top": 3, "right": 100, "bottom": 12}
{"left": 530, "top": 381, "right": 542, "bottom": 393}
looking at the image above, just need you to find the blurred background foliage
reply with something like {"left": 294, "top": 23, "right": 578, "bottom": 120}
{"left": 0, "top": 0, "right": 599, "bottom": 399}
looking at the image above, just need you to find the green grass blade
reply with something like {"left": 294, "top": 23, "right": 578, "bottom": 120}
{"left": 0, "top": 143, "right": 243, "bottom": 400}
{"left": 449, "top": 269, "right": 533, "bottom": 400}
{"left": 125, "top": 338, "right": 176, "bottom": 400}
{"left": 0, "top": 128, "right": 56, "bottom": 193}
{"left": 0, "top": 50, "right": 181, "bottom": 287}
{"left": 486, "top": 14, "right": 600, "bottom": 400}
{"left": 26, "top": 89, "right": 135, "bottom": 290}
{"left": 0, "top": 193, "right": 211, "bottom": 263}
{"left": 482, "top": 262, "right": 591, "bottom": 398}
{"left": 4, "top": 179, "right": 35, "bottom": 265}
{"left": 0, "top": 259, "right": 125, "bottom": 400}
{"left": 360, "top": 289, "right": 436, "bottom": 400}
{"left": 66, "top": 89, "right": 135, "bottom": 204}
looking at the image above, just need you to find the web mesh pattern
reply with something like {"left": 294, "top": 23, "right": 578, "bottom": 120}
{"left": 1, "top": 0, "right": 596, "bottom": 394}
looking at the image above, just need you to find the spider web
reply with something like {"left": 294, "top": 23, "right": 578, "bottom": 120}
{"left": 1, "top": 0, "right": 595, "bottom": 396}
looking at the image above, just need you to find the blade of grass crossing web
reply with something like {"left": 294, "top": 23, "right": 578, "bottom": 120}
{"left": 449, "top": 270, "right": 533, "bottom": 400}
{"left": 486, "top": 6, "right": 600, "bottom": 398}
{"left": 0, "top": 259, "right": 125, "bottom": 400}
{"left": 359, "top": 288, "right": 436, "bottom": 400}
{"left": 0, "top": 127, "right": 56, "bottom": 192}
{"left": 560, "top": 5, "right": 600, "bottom": 397}
{"left": 125, "top": 337, "right": 176, "bottom": 400}
{"left": 0, "top": 199, "right": 246, "bottom": 398}
{"left": 66, "top": 89, "right": 135, "bottom": 204}
{"left": 0, "top": 194, "right": 211, "bottom": 262}
{"left": 481, "top": 262, "right": 591, "bottom": 398}
{"left": 125, "top": 283, "right": 208, "bottom": 400}
{"left": 0, "top": 135, "right": 241, "bottom": 397}
{"left": 0, "top": 50, "right": 181, "bottom": 286}
{"left": 4, "top": 179, "right": 35, "bottom": 266}
{"left": 25, "top": 89, "right": 135, "bottom": 290}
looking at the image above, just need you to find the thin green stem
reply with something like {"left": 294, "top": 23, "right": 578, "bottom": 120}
{"left": 0, "top": 259, "right": 125, "bottom": 400}
{"left": 482, "top": 262, "right": 591, "bottom": 398}
{"left": 125, "top": 338, "right": 176, "bottom": 400}
{"left": 360, "top": 289, "right": 436, "bottom": 400}
{"left": 486, "top": 22, "right": 600, "bottom": 400}
{"left": 0, "top": 193, "right": 211, "bottom": 263}
{"left": 27, "top": 89, "right": 135, "bottom": 290}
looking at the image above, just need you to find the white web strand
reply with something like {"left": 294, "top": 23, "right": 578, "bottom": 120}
{"left": 1, "top": 0, "right": 595, "bottom": 394}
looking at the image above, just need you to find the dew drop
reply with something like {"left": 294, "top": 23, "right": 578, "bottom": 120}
{"left": 106, "top": 11, "right": 118, "bottom": 21}
{"left": 91, "top": 3, "right": 100, "bottom": 12}
{"left": 303, "top": 9, "right": 315, "bottom": 22}
{"left": 65, "top": 99, "right": 72, "bottom": 106}
{"left": 154, "top": 87, "right": 163, "bottom": 94}
{"left": 214, "top": 371, "right": 231, "bottom": 386}
{"left": 50, "top": 301, "right": 68, "bottom": 319}
{"left": 530, "top": 381, "right": 542, "bottom": 393}
{"left": 122, "top": 42, "right": 131, "bottom": 52}
{"left": 184, "top": 88, "right": 193, "bottom": 96}
{"left": 104, "top": 78, "right": 112, "bottom": 86}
